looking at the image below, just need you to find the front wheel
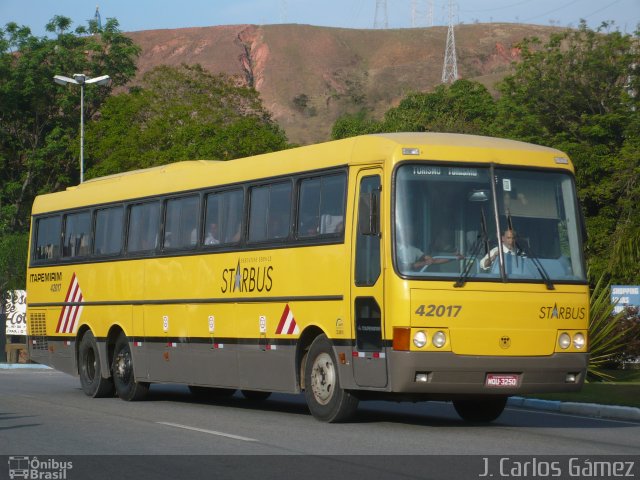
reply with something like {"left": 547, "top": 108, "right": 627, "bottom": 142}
{"left": 453, "top": 396, "right": 507, "bottom": 422}
{"left": 78, "top": 331, "right": 114, "bottom": 398}
{"left": 304, "top": 334, "right": 358, "bottom": 422}
{"left": 112, "top": 333, "right": 149, "bottom": 401}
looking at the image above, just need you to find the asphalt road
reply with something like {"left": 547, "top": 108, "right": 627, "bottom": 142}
{"left": 1, "top": 369, "right": 638, "bottom": 479}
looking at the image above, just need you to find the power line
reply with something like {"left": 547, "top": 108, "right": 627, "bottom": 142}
{"left": 582, "top": 0, "right": 623, "bottom": 20}
{"left": 459, "top": 0, "right": 532, "bottom": 14}
{"left": 522, "top": 0, "right": 582, "bottom": 23}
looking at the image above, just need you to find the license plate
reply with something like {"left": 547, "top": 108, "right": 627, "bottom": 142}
{"left": 485, "top": 373, "right": 520, "bottom": 388}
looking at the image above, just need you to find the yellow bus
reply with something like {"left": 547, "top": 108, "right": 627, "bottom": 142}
{"left": 26, "top": 133, "right": 589, "bottom": 423}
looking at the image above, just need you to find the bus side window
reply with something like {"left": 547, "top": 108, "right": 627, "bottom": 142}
{"left": 355, "top": 175, "right": 381, "bottom": 286}
{"left": 163, "top": 195, "right": 199, "bottom": 250}
{"left": 94, "top": 207, "right": 124, "bottom": 256}
{"left": 204, "top": 189, "right": 243, "bottom": 246}
{"left": 249, "top": 181, "right": 292, "bottom": 243}
{"left": 127, "top": 202, "right": 160, "bottom": 253}
{"left": 62, "top": 211, "right": 91, "bottom": 258}
{"left": 297, "top": 173, "right": 346, "bottom": 238}
{"left": 298, "top": 177, "right": 321, "bottom": 237}
{"left": 34, "top": 216, "right": 61, "bottom": 261}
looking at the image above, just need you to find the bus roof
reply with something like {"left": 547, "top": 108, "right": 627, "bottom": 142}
{"left": 32, "top": 133, "right": 573, "bottom": 215}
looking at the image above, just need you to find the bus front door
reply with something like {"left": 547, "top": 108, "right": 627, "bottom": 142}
{"left": 351, "top": 170, "right": 387, "bottom": 388}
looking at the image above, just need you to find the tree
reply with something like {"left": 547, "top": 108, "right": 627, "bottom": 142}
{"left": 331, "top": 110, "right": 384, "bottom": 140}
{"left": 494, "top": 22, "right": 640, "bottom": 282}
{"left": 331, "top": 79, "right": 497, "bottom": 140}
{"left": 0, "top": 16, "right": 140, "bottom": 237}
{"left": 382, "top": 79, "right": 497, "bottom": 134}
{"left": 86, "top": 64, "right": 289, "bottom": 177}
{"left": 0, "top": 16, "right": 140, "bottom": 291}
{"left": 0, "top": 233, "right": 27, "bottom": 293}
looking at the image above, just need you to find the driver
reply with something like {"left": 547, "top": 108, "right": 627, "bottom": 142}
{"left": 480, "top": 228, "right": 517, "bottom": 270}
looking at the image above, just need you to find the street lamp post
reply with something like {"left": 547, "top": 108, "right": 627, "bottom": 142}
{"left": 53, "top": 73, "right": 110, "bottom": 183}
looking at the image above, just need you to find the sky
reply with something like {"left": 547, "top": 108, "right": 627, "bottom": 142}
{"left": 1, "top": 0, "right": 638, "bottom": 37}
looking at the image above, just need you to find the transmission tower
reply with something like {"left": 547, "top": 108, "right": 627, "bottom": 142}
{"left": 411, "top": 0, "right": 433, "bottom": 28}
{"left": 441, "top": 0, "right": 458, "bottom": 84}
{"left": 94, "top": 5, "right": 102, "bottom": 30}
{"left": 374, "top": 0, "right": 388, "bottom": 29}
{"left": 411, "top": 0, "right": 418, "bottom": 27}
{"left": 279, "top": 0, "right": 288, "bottom": 23}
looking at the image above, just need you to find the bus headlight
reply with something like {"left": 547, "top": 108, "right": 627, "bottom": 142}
{"left": 432, "top": 331, "right": 447, "bottom": 348}
{"left": 573, "top": 333, "right": 586, "bottom": 350}
{"left": 413, "top": 330, "right": 427, "bottom": 348}
{"left": 558, "top": 332, "right": 571, "bottom": 349}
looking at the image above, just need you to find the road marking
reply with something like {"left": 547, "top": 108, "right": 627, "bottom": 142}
{"left": 156, "top": 422, "right": 258, "bottom": 442}
{"left": 506, "top": 407, "right": 640, "bottom": 426}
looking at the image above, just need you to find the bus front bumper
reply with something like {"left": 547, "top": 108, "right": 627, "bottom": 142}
{"left": 387, "top": 351, "right": 588, "bottom": 395}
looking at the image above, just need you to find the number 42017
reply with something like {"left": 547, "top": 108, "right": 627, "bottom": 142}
{"left": 414, "top": 304, "right": 462, "bottom": 318}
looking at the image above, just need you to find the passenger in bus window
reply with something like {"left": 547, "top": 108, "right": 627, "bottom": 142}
{"left": 398, "top": 228, "right": 462, "bottom": 271}
{"left": 396, "top": 226, "right": 424, "bottom": 271}
{"left": 480, "top": 228, "right": 517, "bottom": 270}
{"left": 430, "top": 229, "right": 458, "bottom": 256}
{"left": 205, "top": 223, "right": 220, "bottom": 245}
{"left": 300, "top": 214, "right": 319, "bottom": 236}
{"left": 397, "top": 244, "right": 434, "bottom": 271}
{"left": 269, "top": 214, "right": 289, "bottom": 239}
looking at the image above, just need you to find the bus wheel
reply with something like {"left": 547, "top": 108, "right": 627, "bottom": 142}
{"left": 78, "top": 331, "right": 114, "bottom": 398}
{"left": 112, "top": 333, "right": 149, "bottom": 401}
{"left": 241, "top": 390, "right": 271, "bottom": 401}
{"left": 453, "top": 396, "right": 507, "bottom": 422}
{"left": 304, "top": 334, "right": 358, "bottom": 422}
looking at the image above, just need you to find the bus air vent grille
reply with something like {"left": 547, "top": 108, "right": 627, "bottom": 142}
{"left": 29, "top": 313, "right": 48, "bottom": 351}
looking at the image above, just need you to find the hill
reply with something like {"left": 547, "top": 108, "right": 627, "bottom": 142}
{"left": 126, "top": 23, "right": 561, "bottom": 145}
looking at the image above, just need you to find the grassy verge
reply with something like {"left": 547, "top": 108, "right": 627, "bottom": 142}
{"left": 525, "top": 369, "right": 640, "bottom": 409}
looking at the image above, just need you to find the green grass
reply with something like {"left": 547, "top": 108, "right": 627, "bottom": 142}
{"left": 525, "top": 369, "right": 640, "bottom": 409}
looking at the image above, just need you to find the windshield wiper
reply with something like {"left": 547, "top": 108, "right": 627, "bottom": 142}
{"left": 507, "top": 211, "right": 555, "bottom": 290}
{"left": 516, "top": 241, "right": 555, "bottom": 290}
{"left": 455, "top": 208, "right": 489, "bottom": 288}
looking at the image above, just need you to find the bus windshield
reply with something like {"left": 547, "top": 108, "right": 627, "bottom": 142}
{"left": 394, "top": 163, "right": 586, "bottom": 283}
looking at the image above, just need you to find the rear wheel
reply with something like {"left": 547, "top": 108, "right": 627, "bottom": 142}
{"left": 304, "top": 334, "right": 358, "bottom": 422}
{"left": 112, "top": 333, "right": 149, "bottom": 401}
{"left": 78, "top": 331, "right": 114, "bottom": 398}
{"left": 453, "top": 396, "right": 507, "bottom": 422}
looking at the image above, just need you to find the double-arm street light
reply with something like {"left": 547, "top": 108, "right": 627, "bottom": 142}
{"left": 53, "top": 73, "right": 110, "bottom": 183}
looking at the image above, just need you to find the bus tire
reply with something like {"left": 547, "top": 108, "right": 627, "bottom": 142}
{"left": 304, "top": 334, "right": 358, "bottom": 423}
{"left": 78, "top": 331, "right": 114, "bottom": 398}
{"left": 241, "top": 390, "right": 271, "bottom": 401}
{"left": 453, "top": 396, "right": 507, "bottom": 422}
{"left": 112, "top": 333, "right": 149, "bottom": 401}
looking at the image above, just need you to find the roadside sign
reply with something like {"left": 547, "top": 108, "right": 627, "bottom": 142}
{"left": 4, "top": 290, "right": 27, "bottom": 336}
{"left": 611, "top": 285, "right": 640, "bottom": 314}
